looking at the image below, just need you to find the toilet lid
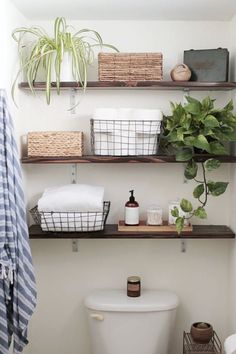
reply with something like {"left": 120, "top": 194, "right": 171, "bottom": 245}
{"left": 84, "top": 289, "right": 179, "bottom": 312}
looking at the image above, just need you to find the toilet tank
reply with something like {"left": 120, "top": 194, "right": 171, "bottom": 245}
{"left": 84, "top": 289, "right": 179, "bottom": 354}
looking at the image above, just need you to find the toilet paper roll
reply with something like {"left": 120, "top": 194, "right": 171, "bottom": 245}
{"left": 225, "top": 334, "right": 236, "bottom": 354}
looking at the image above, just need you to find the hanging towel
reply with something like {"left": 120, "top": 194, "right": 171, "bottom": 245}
{"left": 0, "top": 90, "right": 37, "bottom": 354}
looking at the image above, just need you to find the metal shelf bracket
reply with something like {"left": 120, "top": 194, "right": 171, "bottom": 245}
{"left": 181, "top": 239, "right": 187, "bottom": 253}
{"left": 72, "top": 239, "right": 79, "bottom": 252}
{"left": 71, "top": 163, "right": 77, "bottom": 184}
{"left": 70, "top": 88, "right": 77, "bottom": 115}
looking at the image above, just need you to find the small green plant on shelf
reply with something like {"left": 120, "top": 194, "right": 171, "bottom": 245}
{"left": 162, "top": 96, "right": 236, "bottom": 233}
{"left": 162, "top": 96, "right": 236, "bottom": 161}
{"left": 12, "top": 17, "right": 118, "bottom": 105}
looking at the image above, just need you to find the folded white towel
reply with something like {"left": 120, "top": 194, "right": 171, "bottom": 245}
{"left": 117, "top": 108, "right": 133, "bottom": 120}
{"left": 93, "top": 108, "right": 117, "bottom": 120}
{"left": 38, "top": 184, "right": 104, "bottom": 212}
{"left": 131, "top": 109, "right": 163, "bottom": 121}
{"left": 93, "top": 108, "right": 163, "bottom": 121}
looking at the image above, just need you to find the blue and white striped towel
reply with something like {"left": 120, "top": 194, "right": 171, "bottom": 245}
{"left": 0, "top": 90, "right": 37, "bottom": 353}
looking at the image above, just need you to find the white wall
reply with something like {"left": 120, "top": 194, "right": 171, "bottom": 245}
{"left": 0, "top": 0, "right": 28, "bottom": 147}
{"left": 12, "top": 19, "right": 233, "bottom": 354}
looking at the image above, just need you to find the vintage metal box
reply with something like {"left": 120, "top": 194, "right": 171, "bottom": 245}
{"left": 184, "top": 48, "right": 229, "bottom": 82}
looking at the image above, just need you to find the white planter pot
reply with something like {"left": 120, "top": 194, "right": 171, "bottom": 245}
{"left": 51, "top": 52, "right": 74, "bottom": 82}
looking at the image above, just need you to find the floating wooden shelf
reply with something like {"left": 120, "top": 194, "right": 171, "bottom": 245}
{"left": 29, "top": 224, "right": 235, "bottom": 239}
{"left": 19, "top": 81, "right": 236, "bottom": 91}
{"left": 21, "top": 154, "right": 236, "bottom": 164}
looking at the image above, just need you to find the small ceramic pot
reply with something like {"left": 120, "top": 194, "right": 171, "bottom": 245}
{"left": 190, "top": 322, "right": 213, "bottom": 343}
{"left": 170, "top": 64, "right": 191, "bottom": 81}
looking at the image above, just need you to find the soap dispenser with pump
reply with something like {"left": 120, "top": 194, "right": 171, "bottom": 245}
{"left": 125, "top": 190, "right": 139, "bottom": 226}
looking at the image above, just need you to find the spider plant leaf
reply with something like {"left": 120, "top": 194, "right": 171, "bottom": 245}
{"left": 46, "top": 53, "right": 52, "bottom": 104}
{"left": 93, "top": 43, "right": 119, "bottom": 52}
{"left": 54, "top": 17, "right": 66, "bottom": 47}
{"left": 73, "top": 29, "right": 103, "bottom": 46}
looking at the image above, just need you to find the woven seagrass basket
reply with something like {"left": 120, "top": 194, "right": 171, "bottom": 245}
{"left": 27, "top": 131, "right": 83, "bottom": 157}
{"left": 98, "top": 52, "right": 163, "bottom": 82}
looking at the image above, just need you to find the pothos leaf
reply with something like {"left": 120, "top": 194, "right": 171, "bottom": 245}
{"left": 184, "top": 159, "right": 198, "bottom": 180}
{"left": 208, "top": 182, "right": 228, "bottom": 196}
{"left": 205, "top": 159, "right": 221, "bottom": 171}
{"left": 175, "top": 217, "right": 185, "bottom": 234}
{"left": 193, "top": 135, "right": 211, "bottom": 153}
{"left": 193, "top": 184, "right": 204, "bottom": 198}
{"left": 175, "top": 147, "right": 193, "bottom": 161}
{"left": 171, "top": 207, "right": 179, "bottom": 218}
{"left": 194, "top": 207, "right": 207, "bottom": 219}
{"left": 180, "top": 199, "right": 193, "bottom": 213}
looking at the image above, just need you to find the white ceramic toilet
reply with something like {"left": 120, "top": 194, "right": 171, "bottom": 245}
{"left": 84, "top": 289, "right": 179, "bottom": 354}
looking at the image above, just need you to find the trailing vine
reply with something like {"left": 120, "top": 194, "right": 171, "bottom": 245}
{"left": 161, "top": 95, "right": 236, "bottom": 234}
{"left": 171, "top": 158, "right": 228, "bottom": 233}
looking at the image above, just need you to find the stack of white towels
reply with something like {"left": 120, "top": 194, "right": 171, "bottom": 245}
{"left": 92, "top": 108, "right": 163, "bottom": 156}
{"left": 37, "top": 184, "right": 105, "bottom": 232}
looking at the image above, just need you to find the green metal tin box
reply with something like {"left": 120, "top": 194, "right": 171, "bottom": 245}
{"left": 184, "top": 48, "right": 229, "bottom": 82}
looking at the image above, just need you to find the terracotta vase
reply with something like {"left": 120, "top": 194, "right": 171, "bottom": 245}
{"left": 170, "top": 64, "right": 191, "bottom": 81}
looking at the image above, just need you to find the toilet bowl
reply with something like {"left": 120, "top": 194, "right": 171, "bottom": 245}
{"left": 84, "top": 289, "right": 179, "bottom": 354}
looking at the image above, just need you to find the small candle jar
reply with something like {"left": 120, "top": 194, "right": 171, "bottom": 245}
{"left": 147, "top": 205, "right": 162, "bottom": 225}
{"left": 127, "top": 276, "right": 141, "bottom": 297}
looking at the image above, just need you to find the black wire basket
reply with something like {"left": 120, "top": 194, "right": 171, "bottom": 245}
{"left": 30, "top": 201, "right": 110, "bottom": 232}
{"left": 91, "top": 119, "right": 162, "bottom": 156}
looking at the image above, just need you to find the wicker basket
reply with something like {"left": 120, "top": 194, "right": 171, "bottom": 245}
{"left": 27, "top": 131, "right": 83, "bottom": 157}
{"left": 98, "top": 52, "right": 163, "bottom": 82}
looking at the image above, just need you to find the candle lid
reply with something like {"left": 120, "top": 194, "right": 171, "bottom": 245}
{"left": 147, "top": 204, "right": 162, "bottom": 211}
{"left": 127, "top": 276, "right": 141, "bottom": 283}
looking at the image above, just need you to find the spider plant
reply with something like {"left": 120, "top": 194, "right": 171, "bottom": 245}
{"left": 12, "top": 17, "right": 118, "bottom": 105}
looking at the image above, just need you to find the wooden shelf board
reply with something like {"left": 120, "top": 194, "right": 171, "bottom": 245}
{"left": 29, "top": 224, "right": 235, "bottom": 239}
{"left": 21, "top": 155, "right": 236, "bottom": 164}
{"left": 19, "top": 81, "right": 236, "bottom": 91}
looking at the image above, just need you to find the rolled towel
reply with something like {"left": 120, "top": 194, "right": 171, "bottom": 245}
{"left": 38, "top": 184, "right": 104, "bottom": 212}
{"left": 132, "top": 109, "right": 163, "bottom": 121}
{"left": 93, "top": 108, "right": 117, "bottom": 120}
{"left": 117, "top": 108, "right": 133, "bottom": 120}
{"left": 225, "top": 334, "right": 236, "bottom": 354}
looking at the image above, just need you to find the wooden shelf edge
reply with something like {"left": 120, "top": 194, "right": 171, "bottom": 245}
{"left": 19, "top": 81, "right": 236, "bottom": 91}
{"left": 21, "top": 154, "right": 236, "bottom": 164}
{"left": 29, "top": 224, "right": 235, "bottom": 239}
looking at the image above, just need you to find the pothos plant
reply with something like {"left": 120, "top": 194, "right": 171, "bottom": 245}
{"left": 162, "top": 96, "right": 236, "bottom": 233}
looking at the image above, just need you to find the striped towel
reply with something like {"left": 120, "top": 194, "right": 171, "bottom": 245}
{"left": 0, "top": 90, "right": 37, "bottom": 353}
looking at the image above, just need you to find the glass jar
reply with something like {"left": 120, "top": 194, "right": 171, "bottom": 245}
{"left": 147, "top": 205, "right": 163, "bottom": 225}
{"left": 127, "top": 276, "right": 141, "bottom": 297}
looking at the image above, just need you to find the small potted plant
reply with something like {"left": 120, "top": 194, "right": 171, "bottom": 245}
{"left": 12, "top": 17, "right": 118, "bottom": 104}
{"left": 190, "top": 322, "right": 213, "bottom": 343}
{"left": 162, "top": 96, "right": 236, "bottom": 161}
{"left": 161, "top": 96, "right": 236, "bottom": 233}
